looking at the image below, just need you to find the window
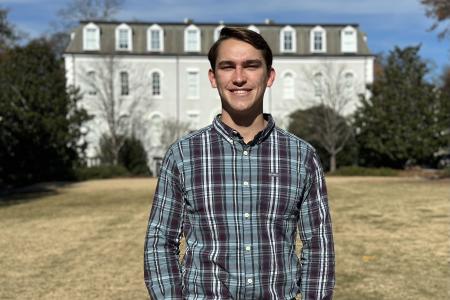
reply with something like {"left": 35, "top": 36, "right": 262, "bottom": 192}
{"left": 149, "top": 113, "right": 163, "bottom": 147}
{"left": 214, "top": 25, "right": 224, "bottom": 41}
{"left": 310, "top": 26, "right": 326, "bottom": 53}
{"left": 343, "top": 72, "right": 354, "bottom": 97}
{"left": 314, "top": 72, "right": 323, "bottom": 97}
{"left": 120, "top": 71, "right": 129, "bottom": 96}
{"left": 115, "top": 23, "right": 132, "bottom": 51}
{"left": 341, "top": 26, "right": 357, "bottom": 53}
{"left": 151, "top": 71, "right": 161, "bottom": 96}
{"left": 280, "top": 26, "right": 296, "bottom": 53}
{"left": 86, "top": 71, "right": 96, "bottom": 95}
{"left": 83, "top": 23, "right": 100, "bottom": 50}
{"left": 187, "top": 70, "right": 199, "bottom": 99}
{"left": 247, "top": 25, "right": 260, "bottom": 34}
{"left": 148, "top": 24, "right": 164, "bottom": 52}
{"left": 283, "top": 72, "right": 295, "bottom": 99}
{"left": 184, "top": 24, "right": 200, "bottom": 52}
{"left": 187, "top": 111, "right": 200, "bottom": 130}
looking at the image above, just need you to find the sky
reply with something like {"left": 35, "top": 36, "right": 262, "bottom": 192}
{"left": 1, "top": 0, "right": 449, "bottom": 77}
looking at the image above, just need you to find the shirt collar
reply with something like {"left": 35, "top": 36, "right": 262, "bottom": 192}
{"left": 213, "top": 113, "right": 276, "bottom": 146}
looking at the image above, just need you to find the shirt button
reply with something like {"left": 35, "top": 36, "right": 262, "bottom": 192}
{"left": 243, "top": 181, "right": 249, "bottom": 186}
{"left": 245, "top": 245, "right": 251, "bottom": 251}
{"left": 244, "top": 213, "right": 250, "bottom": 219}
{"left": 247, "top": 278, "right": 253, "bottom": 284}
{"left": 243, "top": 150, "right": 248, "bottom": 156}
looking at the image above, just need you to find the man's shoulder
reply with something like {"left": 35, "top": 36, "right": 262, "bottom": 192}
{"left": 274, "top": 126, "right": 316, "bottom": 153}
{"left": 165, "top": 124, "right": 214, "bottom": 156}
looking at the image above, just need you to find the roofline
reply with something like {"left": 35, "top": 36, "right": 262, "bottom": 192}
{"left": 64, "top": 51, "right": 375, "bottom": 58}
{"left": 79, "top": 19, "right": 360, "bottom": 28}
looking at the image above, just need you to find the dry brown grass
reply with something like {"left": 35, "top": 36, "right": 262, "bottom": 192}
{"left": 0, "top": 177, "right": 448, "bottom": 299}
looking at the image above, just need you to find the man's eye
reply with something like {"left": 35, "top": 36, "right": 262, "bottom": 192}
{"left": 246, "top": 64, "right": 260, "bottom": 69}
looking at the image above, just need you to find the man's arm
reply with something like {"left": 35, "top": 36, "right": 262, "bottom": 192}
{"left": 144, "top": 148, "right": 185, "bottom": 299}
{"left": 298, "top": 149, "right": 335, "bottom": 300}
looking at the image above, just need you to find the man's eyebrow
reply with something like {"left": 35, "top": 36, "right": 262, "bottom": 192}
{"left": 217, "top": 60, "right": 235, "bottom": 67}
{"left": 243, "top": 59, "right": 263, "bottom": 66}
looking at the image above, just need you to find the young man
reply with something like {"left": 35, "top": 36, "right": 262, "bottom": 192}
{"left": 144, "top": 27, "right": 335, "bottom": 300}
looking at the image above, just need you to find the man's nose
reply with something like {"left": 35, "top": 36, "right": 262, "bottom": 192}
{"left": 232, "top": 67, "right": 246, "bottom": 86}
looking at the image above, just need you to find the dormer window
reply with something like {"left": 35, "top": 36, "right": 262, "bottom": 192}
{"left": 83, "top": 22, "right": 100, "bottom": 51}
{"left": 115, "top": 23, "right": 132, "bottom": 51}
{"left": 310, "top": 26, "right": 326, "bottom": 53}
{"left": 184, "top": 24, "right": 201, "bottom": 52}
{"left": 341, "top": 26, "right": 357, "bottom": 53}
{"left": 247, "top": 25, "right": 260, "bottom": 34}
{"left": 148, "top": 24, "right": 164, "bottom": 52}
{"left": 280, "top": 26, "right": 296, "bottom": 53}
{"left": 214, "top": 25, "right": 225, "bottom": 41}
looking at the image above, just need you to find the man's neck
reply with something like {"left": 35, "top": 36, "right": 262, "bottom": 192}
{"left": 220, "top": 111, "right": 267, "bottom": 144}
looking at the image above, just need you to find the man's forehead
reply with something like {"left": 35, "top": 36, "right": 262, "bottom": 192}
{"left": 216, "top": 38, "right": 264, "bottom": 60}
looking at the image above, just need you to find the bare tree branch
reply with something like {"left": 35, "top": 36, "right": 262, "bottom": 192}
{"left": 79, "top": 53, "right": 151, "bottom": 164}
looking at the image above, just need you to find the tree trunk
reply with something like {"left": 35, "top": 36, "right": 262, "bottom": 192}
{"left": 330, "top": 154, "right": 337, "bottom": 172}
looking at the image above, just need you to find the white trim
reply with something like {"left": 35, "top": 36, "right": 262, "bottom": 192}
{"left": 341, "top": 25, "right": 357, "bottom": 53}
{"left": 186, "top": 110, "right": 200, "bottom": 129}
{"left": 83, "top": 22, "right": 100, "bottom": 51}
{"left": 247, "top": 25, "right": 260, "bottom": 33}
{"left": 148, "top": 111, "right": 164, "bottom": 120}
{"left": 310, "top": 26, "right": 326, "bottom": 53}
{"left": 214, "top": 25, "right": 225, "bottom": 42}
{"left": 186, "top": 69, "right": 200, "bottom": 99}
{"left": 115, "top": 23, "right": 133, "bottom": 51}
{"left": 184, "top": 24, "right": 201, "bottom": 52}
{"left": 147, "top": 24, "right": 164, "bottom": 52}
{"left": 313, "top": 71, "right": 324, "bottom": 97}
{"left": 282, "top": 71, "right": 296, "bottom": 99}
{"left": 280, "top": 26, "right": 296, "bottom": 53}
{"left": 342, "top": 69, "right": 356, "bottom": 93}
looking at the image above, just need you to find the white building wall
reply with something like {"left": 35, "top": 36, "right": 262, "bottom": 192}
{"left": 66, "top": 53, "right": 374, "bottom": 174}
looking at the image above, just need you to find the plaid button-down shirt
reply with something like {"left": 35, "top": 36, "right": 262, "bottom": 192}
{"left": 144, "top": 114, "right": 335, "bottom": 300}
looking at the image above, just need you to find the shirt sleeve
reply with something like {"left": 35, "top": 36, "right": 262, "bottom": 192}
{"left": 144, "top": 148, "right": 185, "bottom": 299}
{"left": 297, "top": 149, "right": 335, "bottom": 300}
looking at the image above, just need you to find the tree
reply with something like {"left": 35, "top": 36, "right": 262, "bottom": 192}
{"left": 80, "top": 54, "right": 151, "bottom": 165}
{"left": 160, "top": 119, "right": 191, "bottom": 152}
{"left": 118, "top": 135, "right": 150, "bottom": 176}
{"left": 56, "top": 0, "right": 124, "bottom": 31}
{"left": 354, "top": 46, "right": 448, "bottom": 168}
{"left": 287, "top": 64, "right": 358, "bottom": 172}
{"left": 49, "top": 0, "right": 125, "bottom": 57}
{"left": 288, "top": 106, "right": 357, "bottom": 171}
{"left": 438, "top": 66, "right": 450, "bottom": 152}
{"left": 0, "top": 39, "right": 91, "bottom": 188}
{"left": 0, "top": 8, "right": 19, "bottom": 52}
{"left": 421, "top": 0, "right": 450, "bottom": 39}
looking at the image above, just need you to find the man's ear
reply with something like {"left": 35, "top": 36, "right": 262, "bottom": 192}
{"left": 266, "top": 67, "right": 276, "bottom": 88}
{"left": 208, "top": 69, "right": 217, "bottom": 88}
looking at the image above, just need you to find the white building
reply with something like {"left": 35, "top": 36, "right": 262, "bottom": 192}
{"left": 64, "top": 19, "right": 374, "bottom": 174}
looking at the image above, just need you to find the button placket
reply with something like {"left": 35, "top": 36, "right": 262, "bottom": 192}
{"left": 241, "top": 144, "right": 253, "bottom": 292}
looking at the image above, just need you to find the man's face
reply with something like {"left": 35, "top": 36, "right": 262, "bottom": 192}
{"left": 208, "top": 38, "right": 275, "bottom": 118}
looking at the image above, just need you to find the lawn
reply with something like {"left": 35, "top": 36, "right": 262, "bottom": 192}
{"left": 0, "top": 177, "right": 448, "bottom": 299}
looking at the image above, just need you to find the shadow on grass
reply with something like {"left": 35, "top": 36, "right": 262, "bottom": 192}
{"left": 0, "top": 181, "right": 73, "bottom": 206}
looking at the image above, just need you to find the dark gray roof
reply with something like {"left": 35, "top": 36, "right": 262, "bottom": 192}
{"left": 65, "top": 20, "right": 372, "bottom": 56}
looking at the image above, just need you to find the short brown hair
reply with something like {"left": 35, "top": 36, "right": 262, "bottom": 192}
{"left": 208, "top": 27, "right": 273, "bottom": 72}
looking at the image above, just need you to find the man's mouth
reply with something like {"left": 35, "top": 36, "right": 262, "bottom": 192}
{"left": 230, "top": 89, "right": 252, "bottom": 95}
